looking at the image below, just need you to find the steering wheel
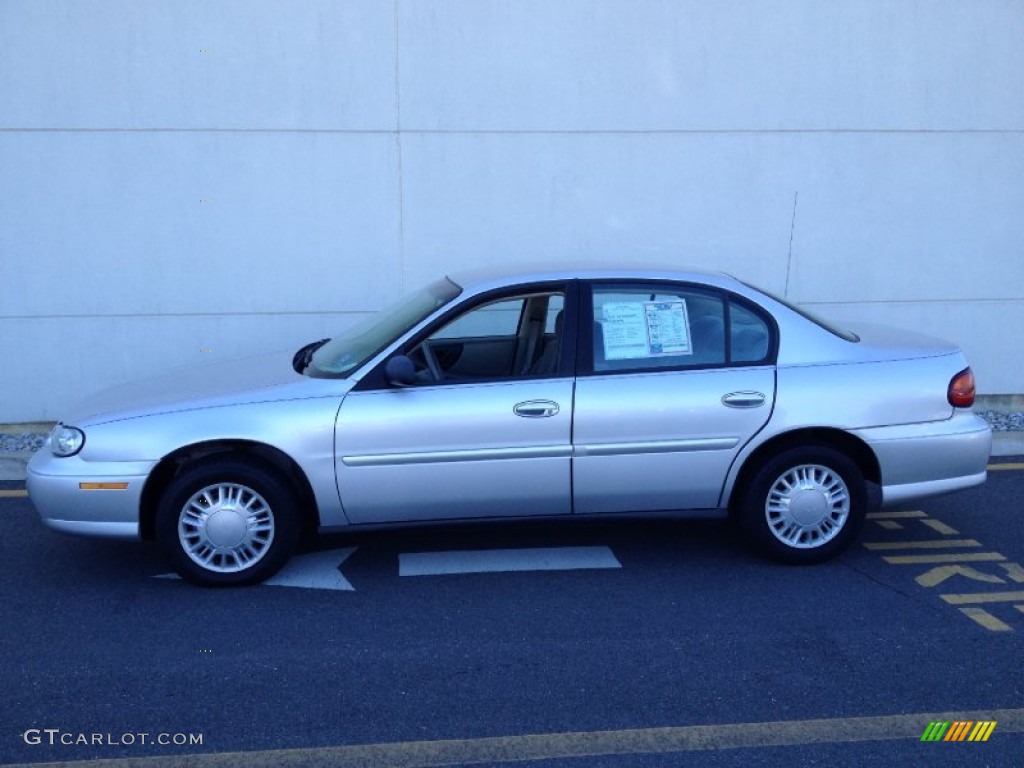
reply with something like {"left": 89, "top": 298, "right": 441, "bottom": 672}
{"left": 419, "top": 341, "right": 443, "bottom": 382}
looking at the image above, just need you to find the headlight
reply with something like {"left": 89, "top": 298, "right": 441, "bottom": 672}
{"left": 49, "top": 423, "right": 85, "bottom": 457}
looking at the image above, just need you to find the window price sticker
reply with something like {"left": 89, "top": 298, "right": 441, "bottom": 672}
{"left": 644, "top": 300, "right": 692, "bottom": 355}
{"left": 601, "top": 300, "right": 692, "bottom": 359}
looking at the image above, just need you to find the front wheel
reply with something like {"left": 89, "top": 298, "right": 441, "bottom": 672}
{"left": 738, "top": 446, "right": 867, "bottom": 564}
{"left": 156, "top": 460, "right": 300, "bottom": 586}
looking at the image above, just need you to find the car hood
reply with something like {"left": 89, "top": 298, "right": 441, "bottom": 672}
{"left": 64, "top": 351, "right": 353, "bottom": 426}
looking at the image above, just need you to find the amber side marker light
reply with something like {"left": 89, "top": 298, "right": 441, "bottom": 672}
{"left": 947, "top": 367, "right": 976, "bottom": 408}
{"left": 79, "top": 483, "right": 130, "bottom": 491}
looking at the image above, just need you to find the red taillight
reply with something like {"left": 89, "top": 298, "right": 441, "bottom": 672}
{"left": 948, "top": 367, "right": 976, "bottom": 408}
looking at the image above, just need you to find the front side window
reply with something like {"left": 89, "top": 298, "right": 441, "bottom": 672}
{"left": 408, "top": 291, "right": 565, "bottom": 382}
{"left": 431, "top": 298, "right": 526, "bottom": 340}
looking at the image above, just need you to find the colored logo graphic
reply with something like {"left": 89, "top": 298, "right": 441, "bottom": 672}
{"left": 921, "top": 720, "right": 996, "bottom": 742}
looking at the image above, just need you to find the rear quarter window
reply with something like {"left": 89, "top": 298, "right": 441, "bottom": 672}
{"left": 744, "top": 282, "right": 859, "bottom": 342}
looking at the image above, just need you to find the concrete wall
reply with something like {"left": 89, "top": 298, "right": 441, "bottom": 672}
{"left": 1, "top": 0, "right": 1021, "bottom": 422}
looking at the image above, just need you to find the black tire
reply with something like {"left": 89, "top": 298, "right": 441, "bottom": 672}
{"left": 156, "top": 459, "right": 300, "bottom": 587}
{"left": 737, "top": 445, "right": 867, "bottom": 564}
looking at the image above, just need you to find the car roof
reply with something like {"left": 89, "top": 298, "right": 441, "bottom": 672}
{"left": 447, "top": 262, "right": 743, "bottom": 294}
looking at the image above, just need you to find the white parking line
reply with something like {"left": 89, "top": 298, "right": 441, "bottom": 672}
{"left": 399, "top": 546, "right": 622, "bottom": 577}
{"left": 265, "top": 548, "right": 357, "bottom": 591}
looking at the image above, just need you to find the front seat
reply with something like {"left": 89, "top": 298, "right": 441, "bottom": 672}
{"left": 528, "top": 310, "right": 564, "bottom": 375}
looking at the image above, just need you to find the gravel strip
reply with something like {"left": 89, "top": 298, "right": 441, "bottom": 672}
{"left": 975, "top": 411, "right": 1024, "bottom": 432}
{"left": 0, "top": 433, "right": 47, "bottom": 453}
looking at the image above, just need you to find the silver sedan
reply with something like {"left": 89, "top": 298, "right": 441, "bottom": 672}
{"left": 28, "top": 267, "right": 992, "bottom": 586}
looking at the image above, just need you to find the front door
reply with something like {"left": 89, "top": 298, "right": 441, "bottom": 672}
{"left": 335, "top": 286, "right": 574, "bottom": 524}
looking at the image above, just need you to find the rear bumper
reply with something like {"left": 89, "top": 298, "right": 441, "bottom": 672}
{"left": 26, "top": 450, "right": 151, "bottom": 540}
{"left": 854, "top": 411, "right": 992, "bottom": 507}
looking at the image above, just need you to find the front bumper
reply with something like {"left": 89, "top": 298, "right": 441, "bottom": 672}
{"left": 26, "top": 450, "right": 155, "bottom": 540}
{"left": 854, "top": 411, "right": 992, "bottom": 507}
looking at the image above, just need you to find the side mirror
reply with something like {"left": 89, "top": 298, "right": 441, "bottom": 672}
{"left": 384, "top": 355, "right": 417, "bottom": 387}
{"left": 292, "top": 338, "right": 329, "bottom": 374}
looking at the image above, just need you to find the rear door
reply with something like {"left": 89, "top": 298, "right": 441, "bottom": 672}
{"left": 572, "top": 281, "right": 777, "bottom": 513}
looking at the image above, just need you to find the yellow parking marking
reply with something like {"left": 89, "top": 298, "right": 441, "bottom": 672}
{"left": 1000, "top": 563, "right": 1024, "bottom": 583}
{"left": 0, "top": 490, "right": 27, "bottom": 498}
{"left": 988, "top": 462, "right": 1024, "bottom": 471}
{"left": 4, "top": 709, "right": 1024, "bottom": 768}
{"left": 866, "top": 510, "right": 926, "bottom": 519}
{"left": 874, "top": 520, "right": 904, "bottom": 531}
{"left": 915, "top": 565, "right": 1006, "bottom": 587}
{"left": 966, "top": 609, "right": 1015, "bottom": 630}
{"left": 864, "top": 539, "right": 981, "bottom": 551}
{"left": 883, "top": 553, "right": 1005, "bottom": 565}
{"left": 941, "top": 591, "right": 1024, "bottom": 605}
{"left": 862, "top": 505, "right": 1022, "bottom": 631}
{"left": 920, "top": 519, "right": 959, "bottom": 536}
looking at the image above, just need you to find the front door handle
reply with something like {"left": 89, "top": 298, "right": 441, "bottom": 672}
{"left": 722, "top": 391, "right": 766, "bottom": 408}
{"left": 514, "top": 400, "right": 560, "bottom": 418}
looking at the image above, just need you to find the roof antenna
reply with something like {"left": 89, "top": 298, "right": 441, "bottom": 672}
{"left": 784, "top": 190, "right": 798, "bottom": 298}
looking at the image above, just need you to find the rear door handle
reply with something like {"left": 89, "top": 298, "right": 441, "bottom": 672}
{"left": 722, "top": 391, "right": 766, "bottom": 408}
{"left": 514, "top": 400, "right": 560, "bottom": 418}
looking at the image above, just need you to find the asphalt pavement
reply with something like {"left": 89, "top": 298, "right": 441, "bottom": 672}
{"left": 1, "top": 461, "right": 1022, "bottom": 767}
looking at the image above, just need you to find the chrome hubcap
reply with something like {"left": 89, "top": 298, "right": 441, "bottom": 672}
{"left": 178, "top": 483, "right": 275, "bottom": 573}
{"left": 765, "top": 464, "right": 850, "bottom": 549}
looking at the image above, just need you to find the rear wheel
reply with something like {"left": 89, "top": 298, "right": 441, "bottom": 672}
{"left": 738, "top": 446, "right": 866, "bottom": 564}
{"left": 156, "top": 460, "right": 299, "bottom": 586}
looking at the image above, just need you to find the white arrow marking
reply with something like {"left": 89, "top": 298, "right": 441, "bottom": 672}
{"left": 265, "top": 548, "right": 357, "bottom": 591}
{"left": 399, "top": 546, "right": 621, "bottom": 577}
{"left": 153, "top": 547, "right": 357, "bottom": 591}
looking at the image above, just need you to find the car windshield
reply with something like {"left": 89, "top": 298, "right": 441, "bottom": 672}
{"left": 306, "top": 278, "right": 462, "bottom": 377}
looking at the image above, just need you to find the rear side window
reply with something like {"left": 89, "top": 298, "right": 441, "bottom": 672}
{"left": 591, "top": 285, "right": 726, "bottom": 372}
{"left": 589, "top": 283, "right": 774, "bottom": 373}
